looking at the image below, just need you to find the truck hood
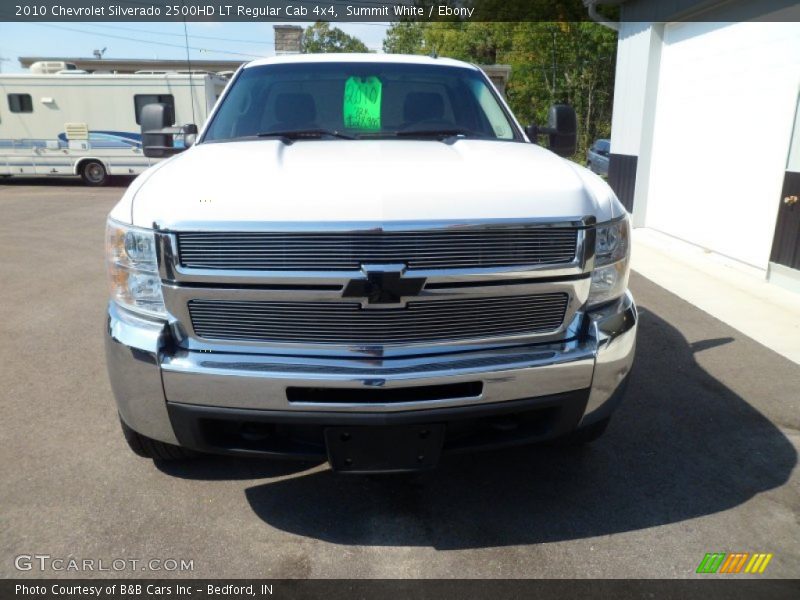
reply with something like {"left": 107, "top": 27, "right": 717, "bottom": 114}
{"left": 121, "top": 139, "right": 624, "bottom": 229}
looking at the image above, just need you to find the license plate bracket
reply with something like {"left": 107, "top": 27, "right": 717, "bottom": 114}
{"left": 325, "top": 424, "right": 445, "bottom": 473}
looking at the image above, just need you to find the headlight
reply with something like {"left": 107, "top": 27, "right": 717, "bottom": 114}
{"left": 106, "top": 219, "right": 166, "bottom": 317}
{"left": 588, "top": 216, "right": 630, "bottom": 308}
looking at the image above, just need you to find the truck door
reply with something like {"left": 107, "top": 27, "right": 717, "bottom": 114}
{"left": 4, "top": 93, "right": 37, "bottom": 175}
{"left": 34, "top": 138, "right": 72, "bottom": 176}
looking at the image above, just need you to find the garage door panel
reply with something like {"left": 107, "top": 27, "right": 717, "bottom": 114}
{"left": 644, "top": 21, "right": 800, "bottom": 269}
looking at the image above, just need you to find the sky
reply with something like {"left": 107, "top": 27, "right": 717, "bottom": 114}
{"left": 0, "top": 21, "right": 392, "bottom": 73}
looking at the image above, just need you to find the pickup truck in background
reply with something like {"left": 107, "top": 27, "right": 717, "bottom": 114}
{"left": 105, "top": 54, "right": 636, "bottom": 473}
{"left": 587, "top": 138, "right": 611, "bottom": 177}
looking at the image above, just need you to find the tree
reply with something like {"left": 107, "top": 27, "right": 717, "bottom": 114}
{"left": 383, "top": 21, "right": 428, "bottom": 54}
{"left": 302, "top": 22, "right": 370, "bottom": 54}
{"left": 380, "top": 20, "right": 617, "bottom": 158}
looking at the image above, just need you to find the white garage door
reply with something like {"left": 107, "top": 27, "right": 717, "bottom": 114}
{"left": 644, "top": 21, "right": 800, "bottom": 269}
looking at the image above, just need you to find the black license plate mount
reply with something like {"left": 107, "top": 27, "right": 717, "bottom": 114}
{"left": 325, "top": 424, "right": 445, "bottom": 473}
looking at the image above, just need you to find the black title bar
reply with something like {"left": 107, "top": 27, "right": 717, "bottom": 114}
{"left": 2, "top": 0, "right": 800, "bottom": 23}
{"left": 4, "top": 579, "right": 800, "bottom": 600}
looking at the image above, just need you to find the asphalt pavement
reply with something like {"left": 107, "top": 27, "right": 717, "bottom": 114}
{"left": 1, "top": 178, "right": 798, "bottom": 578}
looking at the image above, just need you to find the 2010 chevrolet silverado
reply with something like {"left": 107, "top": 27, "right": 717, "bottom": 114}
{"left": 105, "top": 54, "right": 636, "bottom": 473}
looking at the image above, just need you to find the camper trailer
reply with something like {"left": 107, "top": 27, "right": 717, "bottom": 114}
{"left": 0, "top": 71, "right": 228, "bottom": 185}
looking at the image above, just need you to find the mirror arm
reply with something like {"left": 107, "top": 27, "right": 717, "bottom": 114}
{"left": 142, "top": 145, "right": 184, "bottom": 157}
{"left": 144, "top": 126, "right": 184, "bottom": 136}
{"left": 526, "top": 125, "right": 558, "bottom": 140}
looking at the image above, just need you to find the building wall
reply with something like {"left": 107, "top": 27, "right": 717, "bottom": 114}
{"left": 609, "top": 22, "right": 653, "bottom": 157}
{"left": 608, "top": 21, "right": 664, "bottom": 217}
{"left": 273, "top": 25, "right": 304, "bottom": 54}
{"left": 787, "top": 94, "right": 800, "bottom": 173}
{"left": 622, "top": 0, "right": 800, "bottom": 22}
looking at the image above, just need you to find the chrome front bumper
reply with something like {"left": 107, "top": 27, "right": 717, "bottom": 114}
{"left": 106, "top": 292, "right": 637, "bottom": 446}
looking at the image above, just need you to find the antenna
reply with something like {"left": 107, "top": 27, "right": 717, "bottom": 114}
{"left": 0, "top": 55, "right": 9, "bottom": 73}
{"left": 93, "top": 47, "right": 107, "bottom": 60}
{"left": 182, "top": 13, "right": 197, "bottom": 126}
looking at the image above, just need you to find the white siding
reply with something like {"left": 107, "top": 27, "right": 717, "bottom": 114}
{"left": 643, "top": 21, "right": 800, "bottom": 269}
{"left": 788, "top": 94, "right": 800, "bottom": 173}
{"left": 610, "top": 21, "right": 657, "bottom": 156}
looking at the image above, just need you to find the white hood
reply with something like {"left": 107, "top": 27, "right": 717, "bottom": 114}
{"left": 113, "top": 139, "right": 625, "bottom": 229}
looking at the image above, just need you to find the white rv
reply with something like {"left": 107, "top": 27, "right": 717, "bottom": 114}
{"left": 0, "top": 71, "right": 228, "bottom": 185}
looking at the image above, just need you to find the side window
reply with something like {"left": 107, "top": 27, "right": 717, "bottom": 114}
{"left": 133, "top": 94, "right": 175, "bottom": 125}
{"left": 8, "top": 94, "right": 33, "bottom": 113}
{"left": 468, "top": 80, "right": 513, "bottom": 139}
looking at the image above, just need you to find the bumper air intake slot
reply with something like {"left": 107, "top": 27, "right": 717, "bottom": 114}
{"left": 286, "top": 381, "right": 483, "bottom": 404}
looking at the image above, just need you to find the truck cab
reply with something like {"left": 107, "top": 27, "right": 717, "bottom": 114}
{"left": 105, "top": 54, "right": 636, "bottom": 473}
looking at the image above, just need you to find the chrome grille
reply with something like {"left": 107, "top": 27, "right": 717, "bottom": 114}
{"left": 176, "top": 228, "right": 578, "bottom": 271}
{"left": 188, "top": 294, "right": 569, "bottom": 345}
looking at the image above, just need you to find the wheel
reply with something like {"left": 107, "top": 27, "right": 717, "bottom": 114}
{"left": 80, "top": 160, "right": 108, "bottom": 186}
{"left": 119, "top": 417, "right": 197, "bottom": 460}
{"left": 559, "top": 417, "right": 610, "bottom": 446}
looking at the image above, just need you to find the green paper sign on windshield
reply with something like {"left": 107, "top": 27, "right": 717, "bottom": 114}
{"left": 343, "top": 76, "right": 382, "bottom": 130}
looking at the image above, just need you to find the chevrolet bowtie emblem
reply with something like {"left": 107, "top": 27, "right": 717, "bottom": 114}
{"left": 342, "top": 265, "right": 426, "bottom": 307}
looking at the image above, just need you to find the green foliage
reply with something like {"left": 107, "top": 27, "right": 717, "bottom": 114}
{"left": 302, "top": 22, "right": 370, "bottom": 54}
{"left": 383, "top": 21, "right": 429, "bottom": 54}
{"left": 381, "top": 20, "right": 617, "bottom": 158}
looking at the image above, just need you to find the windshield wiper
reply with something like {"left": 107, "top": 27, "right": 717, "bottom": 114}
{"left": 256, "top": 128, "right": 356, "bottom": 141}
{"left": 395, "top": 128, "right": 489, "bottom": 140}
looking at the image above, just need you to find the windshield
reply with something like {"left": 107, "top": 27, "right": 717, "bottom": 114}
{"left": 202, "top": 62, "right": 519, "bottom": 142}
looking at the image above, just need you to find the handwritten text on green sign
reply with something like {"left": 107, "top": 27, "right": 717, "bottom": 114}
{"left": 343, "top": 76, "right": 382, "bottom": 130}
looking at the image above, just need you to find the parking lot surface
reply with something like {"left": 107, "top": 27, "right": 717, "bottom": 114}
{"left": 1, "top": 179, "right": 798, "bottom": 578}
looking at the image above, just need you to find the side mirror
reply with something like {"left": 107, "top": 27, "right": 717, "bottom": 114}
{"left": 184, "top": 123, "right": 198, "bottom": 148}
{"left": 141, "top": 103, "right": 196, "bottom": 158}
{"left": 546, "top": 104, "right": 577, "bottom": 158}
{"left": 177, "top": 123, "right": 199, "bottom": 150}
{"left": 141, "top": 103, "right": 174, "bottom": 158}
{"left": 525, "top": 104, "right": 577, "bottom": 158}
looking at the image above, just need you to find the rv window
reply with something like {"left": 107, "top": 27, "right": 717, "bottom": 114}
{"left": 134, "top": 94, "right": 175, "bottom": 125}
{"left": 8, "top": 94, "right": 33, "bottom": 113}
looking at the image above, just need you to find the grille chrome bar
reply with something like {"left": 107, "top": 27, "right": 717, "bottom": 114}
{"left": 177, "top": 229, "right": 579, "bottom": 271}
{"left": 158, "top": 220, "right": 594, "bottom": 354}
{"left": 188, "top": 293, "right": 569, "bottom": 345}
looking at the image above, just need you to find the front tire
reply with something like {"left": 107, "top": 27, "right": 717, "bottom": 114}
{"left": 119, "top": 417, "right": 196, "bottom": 460}
{"left": 80, "top": 160, "right": 108, "bottom": 186}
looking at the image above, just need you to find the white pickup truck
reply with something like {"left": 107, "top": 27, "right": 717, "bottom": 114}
{"left": 105, "top": 54, "right": 636, "bottom": 473}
